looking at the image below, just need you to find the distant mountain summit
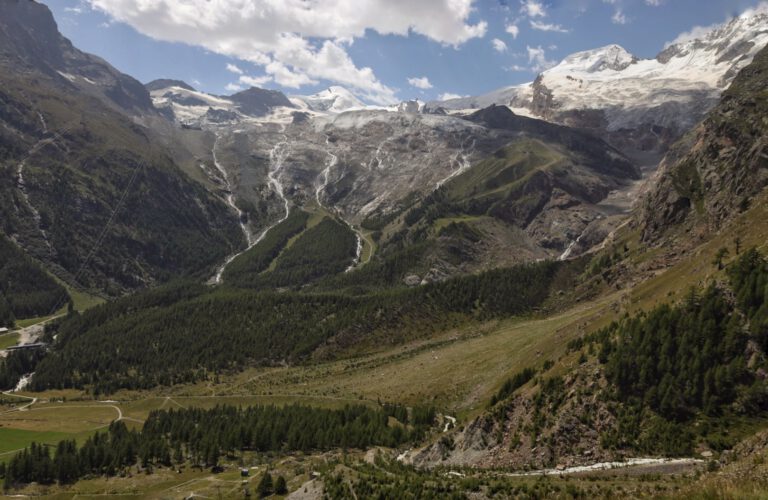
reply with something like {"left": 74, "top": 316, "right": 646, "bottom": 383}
{"left": 292, "top": 86, "right": 367, "bottom": 113}
{"left": 229, "top": 87, "right": 295, "bottom": 116}
{"left": 145, "top": 79, "right": 196, "bottom": 92}
{"left": 436, "top": 11, "right": 768, "bottom": 157}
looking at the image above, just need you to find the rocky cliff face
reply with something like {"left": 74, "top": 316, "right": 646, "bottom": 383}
{"left": 640, "top": 45, "right": 768, "bottom": 243}
{"left": 0, "top": 0, "right": 155, "bottom": 115}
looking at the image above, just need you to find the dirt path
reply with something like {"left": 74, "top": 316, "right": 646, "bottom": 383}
{"left": 0, "top": 391, "right": 37, "bottom": 414}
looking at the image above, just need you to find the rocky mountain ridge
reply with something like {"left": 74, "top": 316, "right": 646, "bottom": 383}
{"left": 437, "top": 12, "right": 768, "bottom": 158}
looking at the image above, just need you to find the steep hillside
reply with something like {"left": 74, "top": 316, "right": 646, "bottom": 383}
{"left": 355, "top": 105, "right": 638, "bottom": 282}
{"left": 0, "top": 232, "right": 68, "bottom": 326}
{"left": 413, "top": 249, "right": 768, "bottom": 470}
{"left": 641, "top": 44, "right": 768, "bottom": 244}
{"left": 0, "top": 1, "right": 244, "bottom": 293}
{"left": 0, "top": 0, "right": 154, "bottom": 115}
{"left": 406, "top": 48, "right": 768, "bottom": 472}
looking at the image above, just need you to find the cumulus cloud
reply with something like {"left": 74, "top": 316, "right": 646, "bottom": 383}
{"left": 520, "top": 0, "right": 546, "bottom": 18}
{"left": 505, "top": 23, "right": 520, "bottom": 39}
{"left": 527, "top": 45, "right": 557, "bottom": 73}
{"left": 85, "top": 0, "right": 487, "bottom": 105}
{"left": 408, "top": 76, "right": 433, "bottom": 89}
{"left": 239, "top": 74, "right": 273, "bottom": 87}
{"left": 645, "top": 0, "right": 662, "bottom": 5}
{"left": 225, "top": 82, "right": 243, "bottom": 92}
{"left": 438, "top": 92, "right": 465, "bottom": 100}
{"left": 226, "top": 63, "right": 244, "bottom": 75}
{"left": 530, "top": 20, "right": 569, "bottom": 33}
{"left": 492, "top": 38, "right": 508, "bottom": 52}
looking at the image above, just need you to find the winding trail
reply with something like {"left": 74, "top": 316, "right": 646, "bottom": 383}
{"left": 0, "top": 390, "right": 37, "bottom": 414}
{"left": 210, "top": 127, "right": 292, "bottom": 284}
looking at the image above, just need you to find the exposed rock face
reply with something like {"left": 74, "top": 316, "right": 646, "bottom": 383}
{"left": 0, "top": 0, "right": 155, "bottom": 115}
{"left": 145, "top": 79, "right": 196, "bottom": 92}
{"left": 641, "top": 45, "right": 768, "bottom": 243}
{"left": 229, "top": 87, "right": 295, "bottom": 116}
{"left": 411, "top": 365, "right": 624, "bottom": 470}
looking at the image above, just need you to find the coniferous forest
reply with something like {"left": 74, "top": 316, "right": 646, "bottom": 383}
{"left": 1, "top": 403, "right": 432, "bottom": 489}
{"left": 0, "top": 233, "right": 68, "bottom": 326}
{"left": 593, "top": 249, "right": 768, "bottom": 455}
{"left": 29, "top": 258, "right": 574, "bottom": 393}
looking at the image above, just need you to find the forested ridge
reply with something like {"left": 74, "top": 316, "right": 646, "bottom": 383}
{"left": 29, "top": 258, "right": 575, "bottom": 393}
{"left": 590, "top": 248, "right": 768, "bottom": 455}
{"left": 0, "top": 233, "right": 68, "bottom": 326}
{"left": 1, "top": 403, "right": 433, "bottom": 489}
{"left": 240, "top": 216, "right": 359, "bottom": 289}
{"left": 222, "top": 209, "right": 309, "bottom": 284}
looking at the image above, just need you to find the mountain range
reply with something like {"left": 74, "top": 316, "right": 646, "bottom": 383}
{"left": 1, "top": 1, "right": 768, "bottom": 497}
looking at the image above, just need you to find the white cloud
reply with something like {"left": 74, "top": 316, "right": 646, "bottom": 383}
{"left": 238, "top": 74, "right": 273, "bottom": 87}
{"left": 438, "top": 92, "right": 465, "bottom": 100}
{"left": 408, "top": 76, "right": 433, "bottom": 89}
{"left": 506, "top": 64, "right": 528, "bottom": 72}
{"left": 492, "top": 38, "right": 508, "bottom": 52}
{"left": 226, "top": 63, "right": 244, "bottom": 75}
{"left": 527, "top": 45, "right": 557, "bottom": 73}
{"left": 85, "top": 0, "right": 488, "bottom": 105}
{"left": 505, "top": 23, "right": 520, "bottom": 39}
{"left": 612, "top": 9, "right": 628, "bottom": 24}
{"left": 225, "top": 83, "right": 243, "bottom": 92}
{"left": 520, "top": 0, "right": 546, "bottom": 18}
{"left": 530, "top": 20, "right": 569, "bottom": 33}
{"left": 645, "top": 0, "right": 662, "bottom": 5}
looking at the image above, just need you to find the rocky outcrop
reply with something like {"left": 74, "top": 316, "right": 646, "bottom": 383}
{"left": 411, "top": 365, "right": 624, "bottom": 470}
{"left": 641, "top": 45, "right": 768, "bottom": 242}
{"left": 229, "top": 87, "right": 295, "bottom": 116}
{"left": 0, "top": 0, "right": 155, "bottom": 114}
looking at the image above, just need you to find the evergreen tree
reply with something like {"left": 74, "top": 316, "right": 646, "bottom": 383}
{"left": 258, "top": 471, "right": 273, "bottom": 497}
{"left": 275, "top": 475, "right": 288, "bottom": 495}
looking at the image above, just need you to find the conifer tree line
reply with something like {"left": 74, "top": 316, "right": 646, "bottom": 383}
{"left": 0, "top": 233, "right": 68, "bottom": 327}
{"left": 592, "top": 248, "right": 768, "bottom": 454}
{"left": 1, "top": 403, "right": 432, "bottom": 489}
{"left": 28, "top": 258, "right": 572, "bottom": 394}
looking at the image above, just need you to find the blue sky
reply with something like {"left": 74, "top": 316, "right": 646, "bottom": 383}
{"left": 49, "top": 0, "right": 762, "bottom": 103}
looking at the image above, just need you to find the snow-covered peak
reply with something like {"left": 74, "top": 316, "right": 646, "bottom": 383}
{"left": 549, "top": 44, "right": 636, "bottom": 74}
{"left": 294, "top": 86, "right": 367, "bottom": 113}
{"left": 437, "top": 8, "right": 768, "bottom": 137}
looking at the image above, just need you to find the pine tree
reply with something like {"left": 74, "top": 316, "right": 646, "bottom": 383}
{"left": 275, "top": 475, "right": 288, "bottom": 495}
{"left": 258, "top": 471, "right": 273, "bottom": 498}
